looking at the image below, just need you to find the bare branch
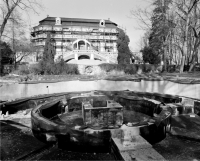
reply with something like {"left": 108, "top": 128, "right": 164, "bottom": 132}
{"left": 188, "top": 0, "right": 200, "bottom": 14}
{"left": 175, "top": 11, "right": 187, "bottom": 21}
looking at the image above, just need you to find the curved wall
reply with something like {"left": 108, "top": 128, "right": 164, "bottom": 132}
{"left": 0, "top": 80, "right": 200, "bottom": 101}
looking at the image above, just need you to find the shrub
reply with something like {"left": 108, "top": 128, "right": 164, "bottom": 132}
{"left": 144, "top": 64, "right": 155, "bottom": 73}
{"left": 64, "top": 64, "right": 79, "bottom": 75}
{"left": 136, "top": 64, "right": 156, "bottom": 73}
{"left": 53, "top": 60, "right": 66, "bottom": 75}
{"left": 53, "top": 61, "right": 79, "bottom": 75}
{"left": 17, "top": 65, "right": 30, "bottom": 75}
{"left": 99, "top": 63, "right": 117, "bottom": 72}
{"left": 124, "top": 64, "right": 138, "bottom": 74}
{"left": 99, "top": 63, "right": 138, "bottom": 75}
{"left": 29, "top": 64, "right": 43, "bottom": 75}
{"left": 116, "top": 64, "right": 126, "bottom": 71}
{"left": 108, "top": 70, "right": 125, "bottom": 76}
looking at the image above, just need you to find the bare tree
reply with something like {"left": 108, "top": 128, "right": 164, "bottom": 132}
{"left": 130, "top": 7, "right": 152, "bottom": 31}
{"left": 189, "top": 2, "right": 200, "bottom": 71}
{"left": 164, "top": 0, "right": 200, "bottom": 72}
{"left": 131, "top": 0, "right": 200, "bottom": 73}
{"left": 0, "top": 0, "right": 42, "bottom": 75}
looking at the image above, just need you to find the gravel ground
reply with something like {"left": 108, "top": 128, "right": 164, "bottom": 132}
{"left": 170, "top": 114, "right": 200, "bottom": 140}
{"left": 39, "top": 149, "right": 115, "bottom": 160}
{"left": 153, "top": 134, "right": 200, "bottom": 161}
{"left": 0, "top": 122, "right": 45, "bottom": 160}
{"left": 1, "top": 72, "right": 200, "bottom": 85}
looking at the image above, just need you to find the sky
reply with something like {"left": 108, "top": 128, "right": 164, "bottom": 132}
{"left": 28, "top": 0, "right": 151, "bottom": 51}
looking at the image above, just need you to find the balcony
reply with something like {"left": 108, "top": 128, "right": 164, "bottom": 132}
{"left": 34, "top": 42, "right": 45, "bottom": 46}
{"left": 49, "top": 34, "right": 117, "bottom": 40}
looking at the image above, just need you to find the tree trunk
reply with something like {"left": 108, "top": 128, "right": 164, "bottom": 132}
{"left": 180, "top": 16, "right": 190, "bottom": 73}
{"left": 0, "top": 35, "right": 2, "bottom": 76}
{"left": 14, "top": 52, "right": 17, "bottom": 69}
{"left": 189, "top": 48, "right": 200, "bottom": 72}
{"left": 189, "top": 51, "right": 197, "bottom": 72}
{"left": 189, "top": 39, "right": 200, "bottom": 72}
{"left": 189, "top": 27, "right": 200, "bottom": 71}
{"left": 180, "top": 55, "right": 186, "bottom": 73}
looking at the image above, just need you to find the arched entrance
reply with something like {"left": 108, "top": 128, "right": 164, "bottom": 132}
{"left": 78, "top": 55, "right": 90, "bottom": 60}
{"left": 72, "top": 39, "right": 91, "bottom": 50}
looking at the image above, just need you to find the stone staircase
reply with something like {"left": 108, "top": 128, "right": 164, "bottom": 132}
{"left": 60, "top": 50, "right": 117, "bottom": 64}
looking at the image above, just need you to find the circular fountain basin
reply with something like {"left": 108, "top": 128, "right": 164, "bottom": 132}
{"left": 31, "top": 90, "right": 173, "bottom": 152}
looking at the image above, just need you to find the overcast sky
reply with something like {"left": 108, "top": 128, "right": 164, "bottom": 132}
{"left": 28, "top": 0, "right": 151, "bottom": 51}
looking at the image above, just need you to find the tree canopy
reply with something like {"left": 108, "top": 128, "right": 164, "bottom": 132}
{"left": 141, "top": 46, "right": 160, "bottom": 64}
{"left": 117, "top": 28, "right": 131, "bottom": 64}
{"left": 0, "top": 41, "right": 13, "bottom": 64}
{"left": 40, "top": 32, "right": 56, "bottom": 74}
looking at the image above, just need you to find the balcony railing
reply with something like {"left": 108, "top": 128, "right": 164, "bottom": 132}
{"left": 51, "top": 34, "right": 117, "bottom": 40}
{"left": 32, "top": 34, "right": 118, "bottom": 41}
{"left": 34, "top": 42, "right": 45, "bottom": 46}
{"left": 33, "top": 26, "right": 119, "bottom": 33}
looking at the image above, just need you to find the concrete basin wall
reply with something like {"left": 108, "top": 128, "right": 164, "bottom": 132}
{"left": 0, "top": 80, "right": 200, "bottom": 101}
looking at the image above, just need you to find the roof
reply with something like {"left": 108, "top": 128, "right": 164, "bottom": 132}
{"left": 39, "top": 17, "right": 118, "bottom": 27}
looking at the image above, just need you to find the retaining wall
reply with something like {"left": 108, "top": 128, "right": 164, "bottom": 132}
{"left": 0, "top": 80, "right": 200, "bottom": 101}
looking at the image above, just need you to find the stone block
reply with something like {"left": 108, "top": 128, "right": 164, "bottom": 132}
{"left": 167, "top": 103, "right": 184, "bottom": 115}
{"left": 194, "top": 101, "right": 200, "bottom": 116}
{"left": 181, "top": 97, "right": 195, "bottom": 107}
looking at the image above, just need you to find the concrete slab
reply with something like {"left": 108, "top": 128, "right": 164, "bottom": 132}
{"left": 111, "top": 125, "right": 165, "bottom": 161}
{"left": 120, "top": 148, "right": 166, "bottom": 161}
{"left": 112, "top": 135, "right": 151, "bottom": 152}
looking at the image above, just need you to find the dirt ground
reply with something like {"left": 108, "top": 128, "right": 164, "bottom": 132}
{"left": 1, "top": 72, "right": 200, "bottom": 86}
{"left": 153, "top": 134, "right": 200, "bottom": 161}
{"left": 0, "top": 121, "right": 45, "bottom": 160}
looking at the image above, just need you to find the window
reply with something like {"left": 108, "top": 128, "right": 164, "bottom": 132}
{"left": 99, "top": 20, "right": 105, "bottom": 27}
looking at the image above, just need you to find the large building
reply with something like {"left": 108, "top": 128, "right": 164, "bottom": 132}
{"left": 31, "top": 17, "right": 119, "bottom": 63}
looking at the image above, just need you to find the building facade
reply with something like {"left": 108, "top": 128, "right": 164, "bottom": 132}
{"left": 31, "top": 17, "right": 119, "bottom": 63}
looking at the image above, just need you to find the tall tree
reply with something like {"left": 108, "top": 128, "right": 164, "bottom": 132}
{"left": 40, "top": 32, "right": 56, "bottom": 74}
{"left": 149, "top": 0, "right": 172, "bottom": 69}
{"left": 117, "top": 28, "right": 131, "bottom": 64}
{"left": 188, "top": 1, "right": 200, "bottom": 71}
{"left": 175, "top": 0, "right": 200, "bottom": 73}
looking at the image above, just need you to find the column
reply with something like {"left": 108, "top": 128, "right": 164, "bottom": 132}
{"left": 84, "top": 41, "right": 87, "bottom": 50}
{"left": 75, "top": 53, "right": 78, "bottom": 60}
{"left": 90, "top": 53, "right": 94, "bottom": 60}
{"left": 106, "top": 58, "right": 110, "bottom": 63}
